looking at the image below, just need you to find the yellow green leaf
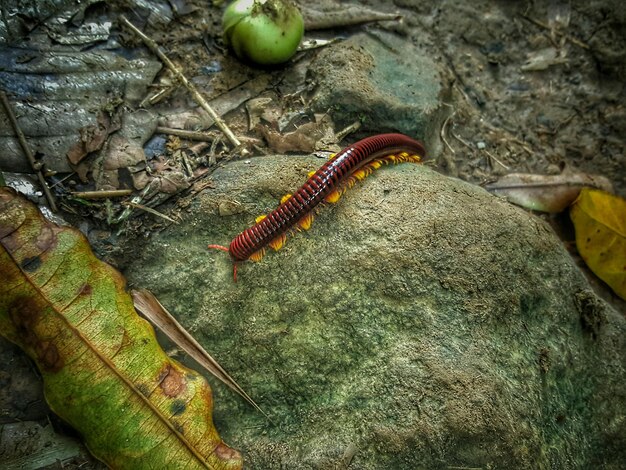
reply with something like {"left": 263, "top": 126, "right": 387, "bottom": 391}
{"left": 0, "top": 187, "right": 242, "bottom": 470}
{"left": 570, "top": 188, "right": 626, "bottom": 300}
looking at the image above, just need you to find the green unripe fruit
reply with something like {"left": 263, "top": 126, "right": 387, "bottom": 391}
{"left": 222, "top": 0, "right": 304, "bottom": 66}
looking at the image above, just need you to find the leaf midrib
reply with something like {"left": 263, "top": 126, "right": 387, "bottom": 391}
{"left": 4, "top": 233, "right": 214, "bottom": 469}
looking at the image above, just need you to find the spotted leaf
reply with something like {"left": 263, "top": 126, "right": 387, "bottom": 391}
{"left": 0, "top": 187, "right": 242, "bottom": 470}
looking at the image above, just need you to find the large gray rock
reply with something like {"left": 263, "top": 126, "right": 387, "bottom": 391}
{"left": 124, "top": 156, "right": 625, "bottom": 469}
{"left": 309, "top": 32, "right": 448, "bottom": 152}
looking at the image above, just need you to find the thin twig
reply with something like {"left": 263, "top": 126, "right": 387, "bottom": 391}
{"left": 451, "top": 128, "right": 510, "bottom": 170}
{"left": 180, "top": 152, "right": 194, "bottom": 178}
{"left": 49, "top": 171, "right": 76, "bottom": 188}
{"left": 536, "top": 112, "right": 577, "bottom": 136}
{"left": 156, "top": 126, "right": 214, "bottom": 142}
{"left": 0, "top": 91, "right": 58, "bottom": 211}
{"left": 522, "top": 14, "right": 590, "bottom": 50}
{"left": 119, "top": 15, "right": 244, "bottom": 152}
{"left": 122, "top": 201, "right": 178, "bottom": 224}
{"left": 440, "top": 113, "right": 455, "bottom": 154}
{"left": 113, "top": 179, "right": 159, "bottom": 225}
{"left": 484, "top": 149, "right": 510, "bottom": 170}
{"left": 451, "top": 130, "right": 473, "bottom": 150}
{"left": 72, "top": 189, "right": 133, "bottom": 199}
{"left": 335, "top": 121, "right": 361, "bottom": 141}
{"left": 207, "top": 136, "right": 222, "bottom": 166}
{"left": 453, "top": 83, "right": 476, "bottom": 110}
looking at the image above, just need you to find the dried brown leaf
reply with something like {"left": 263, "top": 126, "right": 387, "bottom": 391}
{"left": 485, "top": 171, "right": 613, "bottom": 213}
{"left": 132, "top": 288, "right": 263, "bottom": 415}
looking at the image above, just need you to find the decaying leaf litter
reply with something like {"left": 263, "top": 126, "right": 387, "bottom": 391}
{"left": 1, "top": 0, "right": 625, "bottom": 468}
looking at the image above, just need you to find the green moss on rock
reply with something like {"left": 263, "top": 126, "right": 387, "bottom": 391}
{"left": 125, "top": 156, "right": 625, "bottom": 469}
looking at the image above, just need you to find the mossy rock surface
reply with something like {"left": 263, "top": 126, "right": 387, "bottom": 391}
{"left": 309, "top": 31, "right": 447, "bottom": 151}
{"left": 124, "top": 156, "right": 625, "bottom": 469}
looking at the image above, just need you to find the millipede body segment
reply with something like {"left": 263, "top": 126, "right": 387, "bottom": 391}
{"left": 209, "top": 133, "right": 427, "bottom": 280}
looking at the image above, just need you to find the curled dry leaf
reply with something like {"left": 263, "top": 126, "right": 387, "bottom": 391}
{"left": 521, "top": 47, "right": 568, "bottom": 71}
{"left": 259, "top": 114, "right": 337, "bottom": 153}
{"left": 570, "top": 188, "right": 626, "bottom": 300}
{"left": 485, "top": 171, "right": 613, "bottom": 213}
{"left": 0, "top": 187, "right": 242, "bottom": 470}
{"left": 300, "top": 5, "right": 402, "bottom": 30}
{"left": 131, "top": 288, "right": 263, "bottom": 415}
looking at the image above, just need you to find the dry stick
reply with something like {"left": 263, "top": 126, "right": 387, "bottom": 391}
{"left": 112, "top": 179, "right": 158, "bottom": 225}
{"left": 49, "top": 171, "right": 76, "bottom": 188}
{"left": 536, "top": 112, "right": 577, "bottom": 136}
{"left": 156, "top": 126, "right": 214, "bottom": 142}
{"left": 122, "top": 201, "right": 178, "bottom": 224}
{"left": 522, "top": 15, "right": 591, "bottom": 50}
{"left": 0, "top": 91, "right": 58, "bottom": 211}
{"left": 450, "top": 129, "right": 472, "bottom": 150}
{"left": 72, "top": 189, "right": 133, "bottom": 199}
{"left": 440, "top": 113, "right": 455, "bottom": 154}
{"left": 436, "top": 103, "right": 458, "bottom": 175}
{"left": 484, "top": 149, "right": 510, "bottom": 171}
{"left": 450, "top": 127, "right": 509, "bottom": 170}
{"left": 119, "top": 15, "right": 243, "bottom": 152}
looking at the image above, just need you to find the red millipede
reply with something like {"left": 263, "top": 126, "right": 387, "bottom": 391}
{"left": 209, "top": 133, "right": 427, "bottom": 281}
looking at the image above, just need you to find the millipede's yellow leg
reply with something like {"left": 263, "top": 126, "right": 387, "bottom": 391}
{"left": 297, "top": 213, "right": 314, "bottom": 230}
{"left": 249, "top": 248, "right": 266, "bottom": 262}
{"left": 325, "top": 189, "right": 342, "bottom": 203}
{"left": 269, "top": 233, "right": 287, "bottom": 251}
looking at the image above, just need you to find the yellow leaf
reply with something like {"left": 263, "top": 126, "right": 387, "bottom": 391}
{"left": 570, "top": 188, "right": 626, "bottom": 300}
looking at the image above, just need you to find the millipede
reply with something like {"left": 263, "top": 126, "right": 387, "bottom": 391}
{"left": 209, "top": 133, "right": 427, "bottom": 281}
